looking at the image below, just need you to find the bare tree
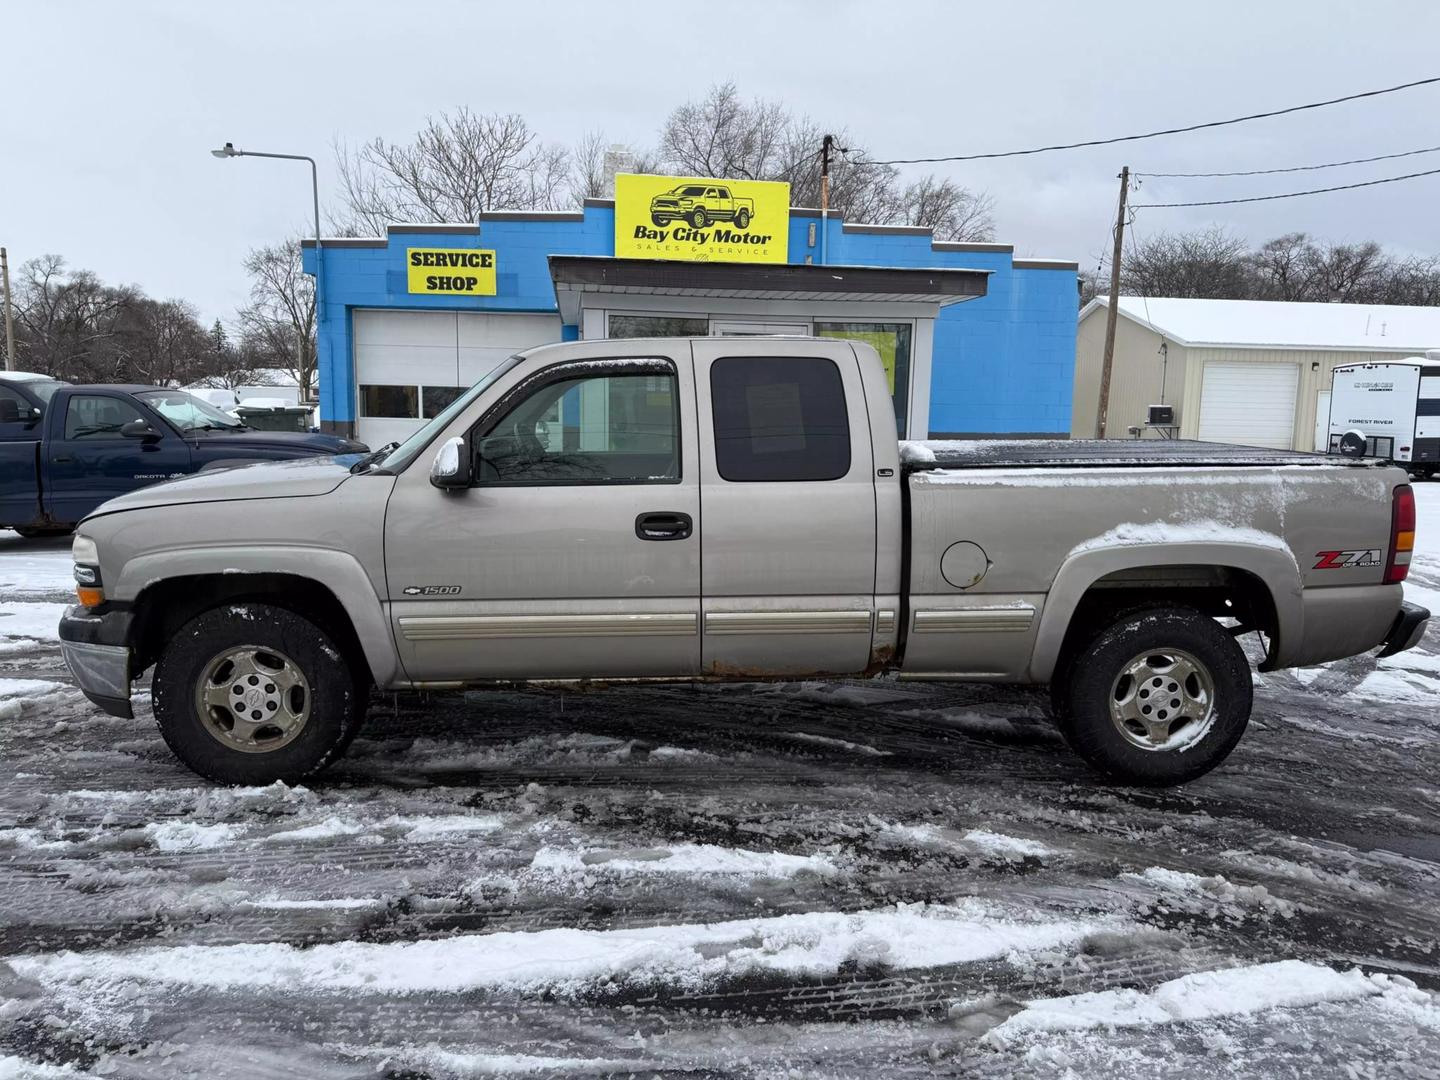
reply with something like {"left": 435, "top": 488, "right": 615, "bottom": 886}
{"left": 334, "top": 109, "right": 571, "bottom": 233}
{"left": 9, "top": 255, "right": 221, "bottom": 384}
{"left": 652, "top": 83, "right": 995, "bottom": 241}
{"left": 569, "top": 130, "right": 611, "bottom": 203}
{"left": 1120, "top": 227, "right": 1253, "bottom": 299}
{"left": 658, "top": 82, "right": 790, "bottom": 180}
{"left": 122, "top": 298, "right": 209, "bottom": 387}
{"left": 236, "top": 239, "right": 316, "bottom": 397}
{"left": 1105, "top": 227, "right": 1440, "bottom": 307}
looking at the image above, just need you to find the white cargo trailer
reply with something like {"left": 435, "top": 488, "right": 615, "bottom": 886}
{"left": 1328, "top": 356, "right": 1440, "bottom": 478}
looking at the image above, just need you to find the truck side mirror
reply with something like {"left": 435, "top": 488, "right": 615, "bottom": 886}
{"left": 430, "top": 436, "right": 472, "bottom": 490}
{"left": 120, "top": 418, "right": 161, "bottom": 442}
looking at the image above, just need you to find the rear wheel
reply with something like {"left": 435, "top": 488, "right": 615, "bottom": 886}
{"left": 152, "top": 602, "right": 366, "bottom": 784}
{"left": 734, "top": 208, "right": 751, "bottom": 229}
{"left": 1053, "top": 607, "right": 1252, "bottom": 786}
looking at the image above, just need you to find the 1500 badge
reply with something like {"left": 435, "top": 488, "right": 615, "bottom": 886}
{"left": 403, "top": 585, "right": 462, "bottom": 596}
{"left": 1314, "top": 549, "right": 1383, "bottom": 569}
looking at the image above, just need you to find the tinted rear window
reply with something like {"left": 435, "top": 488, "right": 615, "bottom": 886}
{"left": 710, "top": 356, "right": 850, "bottom": 482}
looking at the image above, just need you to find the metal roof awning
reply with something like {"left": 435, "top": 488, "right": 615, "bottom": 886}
{"left": 548, "top": 255, "right": 990, "bottom": 323}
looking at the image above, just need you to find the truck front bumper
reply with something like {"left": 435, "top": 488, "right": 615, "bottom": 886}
{"left": 58, "top": 605, "right": 134, "bottom": 719}
{"left": 1376, "top": 601, "right": 1431, "bottom": 659}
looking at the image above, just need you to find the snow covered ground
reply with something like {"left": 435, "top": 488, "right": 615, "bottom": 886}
{"left": 1, "top": 492, "right": 1439, "bottom": 1079}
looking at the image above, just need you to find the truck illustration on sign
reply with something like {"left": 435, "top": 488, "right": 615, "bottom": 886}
{"left": 649, "top": 184, "right": 755, "bottom": 229}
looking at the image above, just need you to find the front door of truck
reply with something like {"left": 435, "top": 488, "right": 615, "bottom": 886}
{"left": 691, "top": 339, "right": 878, "bottom": 676}
{"left": 44, "top": 393, "right": 191, "bottom": 525}
{"left": 383, "top": 348, "right": 701, "bottom": 682}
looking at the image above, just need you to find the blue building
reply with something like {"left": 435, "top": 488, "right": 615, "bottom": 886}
{"left": 304, "top": 198, "right": 1077, "bottom": 448}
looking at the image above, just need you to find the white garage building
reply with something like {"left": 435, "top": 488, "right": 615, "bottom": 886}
{"left": 1073, "top": 297, "right": 1440, "bottom": 450}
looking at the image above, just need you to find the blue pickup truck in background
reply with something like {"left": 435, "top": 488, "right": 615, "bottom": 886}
{"left": 0, "top": 373, "right": 366, "bottom": 537}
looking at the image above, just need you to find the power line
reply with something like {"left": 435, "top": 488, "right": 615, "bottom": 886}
{"left": 1137, "top": 164, "right": 1440, "bottom": 208}
{"left": 1138, "top": 143, "right": 1440, "bottom": 178}
{"left": 845, "top": 75, "right": 1440, "bottom": 166}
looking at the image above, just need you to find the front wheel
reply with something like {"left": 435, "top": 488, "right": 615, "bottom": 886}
{"left": 1052, "top": 607, "right": 1252, "bottom": 786}
{"left": 152, "top": 602, "right": 366, "bottom": 784}
{"left": 650, "top": 213, "right": 670, "bottom": 227}
{"left": 689, "top": 208, "right": 708, "bottom": 228}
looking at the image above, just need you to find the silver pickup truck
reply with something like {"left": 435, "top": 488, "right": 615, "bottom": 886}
{"left": 58, "top": 337, "right": 1428, "bottom": 787}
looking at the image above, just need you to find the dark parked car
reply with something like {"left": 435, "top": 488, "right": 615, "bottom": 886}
{"left": 0, "top": 376, "right": 366, "bottom": 537}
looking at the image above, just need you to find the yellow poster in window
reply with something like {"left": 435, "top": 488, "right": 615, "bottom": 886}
{"left": 615, "top": 174, "right": 789, "bottom": 264}
{"left": 406, "top": 248, "right": 497, "bottom": 295}
{"left": 816, "top": 328, "right": 898, "bottom": 393}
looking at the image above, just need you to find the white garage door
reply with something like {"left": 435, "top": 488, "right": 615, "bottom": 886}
{"left": 354, "top": 310, "right": 560, "bottom": 447}
{"left": 1197, "top": 361, "right": 1300, "bottom": 449}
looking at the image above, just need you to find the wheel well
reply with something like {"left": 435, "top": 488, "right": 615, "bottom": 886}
{"left": 1054, "top": 564, "right": 1278, "bottom": 678}
{"left": 129, "top": 573, "right": 372, "bottom": 684}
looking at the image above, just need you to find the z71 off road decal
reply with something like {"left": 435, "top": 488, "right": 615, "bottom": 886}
{"left": 1313, "top": 549, "right": 1383, "bottom": 569}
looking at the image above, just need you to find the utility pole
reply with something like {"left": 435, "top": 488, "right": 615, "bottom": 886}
{"left": 0, "top": 247, "right": 15, "bottom": 372}
{"left": 1095, "top": 165, "right": 1130, "bottom": 439}
{"left": 820, "top": 134, "right": 834, "bottom": 211}
{"left": 819, "top": 134, "right": 834, "bottom": 265}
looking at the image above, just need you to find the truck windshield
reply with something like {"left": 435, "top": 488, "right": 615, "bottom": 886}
{"left": 137, "top": 390, "right": 246, "bottom": 432}
{"left": 379, "top": 354, "right": 525, "bottom": 473}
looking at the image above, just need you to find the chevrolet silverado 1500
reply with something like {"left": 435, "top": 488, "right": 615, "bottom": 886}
{"left": 58, "top": 338, "right": 1428, "bottom": 787}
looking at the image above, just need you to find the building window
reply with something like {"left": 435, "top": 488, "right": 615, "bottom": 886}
{"left": 475, "top": 365, "right": 679, "bottom": 485}
{"left": 608, "top": 314, "right": 709, "bottom": 339}
{"left": 360, "top": 385, "right": 419, "bottom": 418}
{"left": 422, "top": 386, "right": 464, "bottom": 419}
{"left": 813, "top": 322, "right": 912, "bottom": 438}
{"left": 709, "top": 356, "right": 850, "bottom": 482}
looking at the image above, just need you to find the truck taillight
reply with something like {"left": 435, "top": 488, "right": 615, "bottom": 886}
{"left": 1384, "top": 484, "right": 1416, "bottom": 585}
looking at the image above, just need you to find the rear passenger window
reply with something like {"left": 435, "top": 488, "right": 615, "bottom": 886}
{"left": 710, "top": 356, "right": 850, "bottom": 482}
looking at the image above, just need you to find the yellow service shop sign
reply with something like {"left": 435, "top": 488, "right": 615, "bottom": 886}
{"left": 615, "top": 174, "right": 789, "bottom": 264}
{"left": 406, "top": 248, "right": 498, "bottom": 295}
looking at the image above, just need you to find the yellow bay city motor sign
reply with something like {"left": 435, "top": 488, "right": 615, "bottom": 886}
{"left": 615, "top": 174, "right": 789, "bottom": 264}
{"left": 406, "top": 248, "right": 497, "bottom": 295}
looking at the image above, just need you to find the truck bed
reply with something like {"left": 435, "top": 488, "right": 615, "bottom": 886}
{"left": 900, "top": 438, "right": 1386, "bottom": 472}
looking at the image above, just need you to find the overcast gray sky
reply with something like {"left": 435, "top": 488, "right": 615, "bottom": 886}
{"left": 4, "top": 0, "right": 1439, "bottom": 323}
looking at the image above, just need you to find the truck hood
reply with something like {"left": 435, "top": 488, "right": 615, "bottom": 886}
{"left": 83, "top": 455, "right": 360, "bottom": 519}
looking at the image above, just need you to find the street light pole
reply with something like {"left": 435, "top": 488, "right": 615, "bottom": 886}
{"left": 211, "top": 142, "right": 323, "bottom": 398}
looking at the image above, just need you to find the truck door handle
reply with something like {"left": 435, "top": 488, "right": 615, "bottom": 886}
{"left": 635, "top": 511, "right": 693, "bottom": 541}
{"left": 52, "top": 455, "right": 74, "bottom": 464}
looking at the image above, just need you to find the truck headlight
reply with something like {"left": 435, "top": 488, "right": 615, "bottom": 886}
{"left": 71, "top": 534, "right": 104, "bottom": 607}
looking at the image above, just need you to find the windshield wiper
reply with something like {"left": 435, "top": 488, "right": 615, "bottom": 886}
{"left": 349, "top": 441, "right": 400, "bottom": 474}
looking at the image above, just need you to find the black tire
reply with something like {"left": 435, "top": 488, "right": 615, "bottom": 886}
{"left": 1053, "top": 607, "right": 1252, "bottom": 787}
{"left": 13, "top": 525, "right": 73, "bottom": 539}
{"left": 651, "top": 214, "right": 670, "bottom": 227}
{"left": 152, "top": 602, "right": 366, "bottom": 784}
{"left": 689, "top": 208, "right": 708, "bottom": 228}
{"left": 734, "top": 208, "right": 751, "bottom": 229}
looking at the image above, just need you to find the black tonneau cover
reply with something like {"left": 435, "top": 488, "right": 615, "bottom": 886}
{"left": 903, "top": 438, "right": 1388, "bottom": 471}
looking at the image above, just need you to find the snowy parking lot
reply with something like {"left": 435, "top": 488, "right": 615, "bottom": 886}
{"left": 2, "top": 489, "right": 1439, "bottom": 1078}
